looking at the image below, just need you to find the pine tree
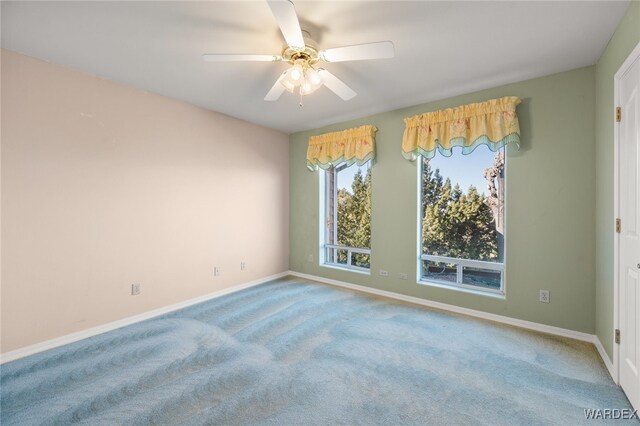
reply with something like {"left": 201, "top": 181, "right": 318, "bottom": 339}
{"left": 353, "top": 168, "right": 372, "bottom": 249}
{"left": 421, "top": 158, "right": 443, "bottom": 215}
{"left": 335, "top": 166, "right": 372, "bottom": 267}
{"left": 421, "top": 158, "right": 499, "bottom": 262}
{"left": 334, "top": 156, "right": 500, "bottom": 269}
{"left": 336, "top": 188, "right": 355, "bottom": 248}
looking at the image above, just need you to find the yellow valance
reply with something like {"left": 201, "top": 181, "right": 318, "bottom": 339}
{"left": 307, "top": 125, "right": 377, "bottom": 171}
{"left": 402, "top": 96, "right": 521, "bottom": 160}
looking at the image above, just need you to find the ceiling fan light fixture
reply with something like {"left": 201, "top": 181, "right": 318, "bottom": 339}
{"left": 289, "top": 63, "right": 303, "bottom": 82}
{"left": 305, "top": 68, "right": 322, "bottom": 86}
{"left": 300, "top": 78, "right": 321, "bottom": 96}
{"left": 280, "top": 72, "right": 297, "bottom": 93}
{"left": 280, "top": 59, "right": 323, "bottom": 97}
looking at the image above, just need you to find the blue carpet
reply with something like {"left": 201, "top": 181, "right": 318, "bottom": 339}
{"left": 1, "top": 278, "right": 635, "bottom": 425}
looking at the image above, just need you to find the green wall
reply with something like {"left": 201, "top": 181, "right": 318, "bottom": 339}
{"left": 290, "top": 66, "right": 596, "bottom": 333}
{"left": 595, "top": 1, "right": 640, "bottom": 360}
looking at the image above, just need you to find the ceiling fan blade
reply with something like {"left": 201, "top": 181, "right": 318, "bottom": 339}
{"left": 320, "top": 41, "right": 395, "bottom": 63}
{"left": 318, "top": 69, "right": 356, "bottom": 101}
{"left": 264, "top": 71, "right": 288, "bottom": 101}
{"left": 266, "top": 0, "right": 305, "bottom": 49}
{"left": 202, "top": 54, "right": 280, "bottom": 62}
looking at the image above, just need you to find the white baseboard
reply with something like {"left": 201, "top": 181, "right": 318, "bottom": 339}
{"left": 288, "top": 270, "right": 597, "bottom": 343}
{"left": 289, "top": 271, "right": 623, "bottom": 382}
{"left": 0, "top": 271, "right": 289, "bottom": 364}
{"left": 594, "top": 336, "right": 616, "bottom": 383}
{"left": 3, "top": 269, "right": 616, "bottom": 385}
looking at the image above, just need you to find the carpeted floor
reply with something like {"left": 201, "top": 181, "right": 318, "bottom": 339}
{"left": 1, "top": 278, "right": 635, "bottom": 425}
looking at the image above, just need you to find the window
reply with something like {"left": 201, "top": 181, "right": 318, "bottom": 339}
{"left": 321, "top": 161, "right": 372, "bottom": 272}
{"left": 419, "top": 146, "right": 505, "bottom": 294}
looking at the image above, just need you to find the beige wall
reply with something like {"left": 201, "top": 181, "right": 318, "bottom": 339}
{"left": 0, "top": 49, "right": 290, "bottom": 353}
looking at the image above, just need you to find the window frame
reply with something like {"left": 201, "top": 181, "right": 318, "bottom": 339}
{"left": 416, "top": 150, "right": 507, "bottom": 297}
{"left": 319, "top": 163, "right": 372, "bottom": 274}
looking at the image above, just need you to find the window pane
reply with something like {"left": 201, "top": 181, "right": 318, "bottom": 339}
{"left": 335, "top": 162, "right": 372, "bottom": 250}
{"left": 421, "top": 146, "right": 505, "bottom": 263}
{"left": 335, "top": 248, "right": 348, "bottom": 265}
{"left": 352, "top": 252, "right": 370, "bottom": 269}
{"left": 422, "top": 260, "right": 457, "bottom": 284}
{"left": 461, "top": 266, "right": 502, "bottom": 290}
{"left": 323, "top": 161, "right": 372, "bottom": 271}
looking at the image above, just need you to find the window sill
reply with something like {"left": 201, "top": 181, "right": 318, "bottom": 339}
{"left": 321, "top": 263, "right": 371, "bottom": 276}
{"left": 417, "top": 279, "right": 506, "bottom": 300}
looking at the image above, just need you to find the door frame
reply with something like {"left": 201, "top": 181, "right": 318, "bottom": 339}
{"left": 613, "top": 40, "right": 640, "bottom": 386}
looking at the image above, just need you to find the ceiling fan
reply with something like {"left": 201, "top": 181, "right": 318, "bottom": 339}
{"left": 202, "top": 0, "right": 394, "bottom": 105}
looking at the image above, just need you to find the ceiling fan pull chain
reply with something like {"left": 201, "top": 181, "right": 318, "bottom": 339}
{"left": 299, "top": 90, "right": 304, "bottom": 107}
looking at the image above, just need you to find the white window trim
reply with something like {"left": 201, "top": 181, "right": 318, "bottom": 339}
{"left": 420, "top": 254, "right": 505, "bottom": 296}
{"left": 324, "top": 244, "right": 371, "bottom": 273}
{"left": 416, "top": 152, "right": 508, "bottom": 297}
{"left": 417, "top": 279, "right": 506, "bottom": 299}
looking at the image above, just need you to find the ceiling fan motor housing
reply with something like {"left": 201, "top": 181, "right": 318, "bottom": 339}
{"left": 281, "top": 32, "right": 320, "bottom": 65}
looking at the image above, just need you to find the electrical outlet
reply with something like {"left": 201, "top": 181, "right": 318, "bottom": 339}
{"left": 379, "top": 270, "right": 389, "bottom": 277}
{"left": 213, "top": 267, "right": 220, "bottom": 277}
{"left": 307, "top": 254, "right": 313, "bottom": 262}
{"left": 240, "top": 262, "right": 246, "bottom": 271}
{"left": 131, "top": 283, "right": 140, "bottom": 296}
{"left": 398, "top": 272, "right": 408, "bottom": 280}
{"left": 539, "top": 290, "right": 550, "bottom": 303}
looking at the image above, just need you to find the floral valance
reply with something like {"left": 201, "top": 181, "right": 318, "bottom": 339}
{"left": 402, "top": 96, "right": 521, "bottom": 160}
{"left": 307, "top": 125, "right": 377, "bottom": 171}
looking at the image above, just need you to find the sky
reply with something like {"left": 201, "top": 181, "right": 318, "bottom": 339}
{"left": 337, "top": 145, "right": 503, "bottom": 196}
{"left": 428, "top": 145, "right": 503, "bottom": 196}
{"left": 337, "top": 162, "right": 371, "bottom": 192}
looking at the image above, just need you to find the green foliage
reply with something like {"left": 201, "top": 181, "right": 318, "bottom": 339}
{"left": 336, "top": 166, "right": 372, "bottom": 267}
{"left": 332, "top": 157, "right": 499, "bottom": 269}
{"left": 421, "top": 157, "right": 499, "bottom": 261}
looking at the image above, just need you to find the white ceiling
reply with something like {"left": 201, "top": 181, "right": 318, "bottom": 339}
{"left": 1, "top": 1, "right": 629, "bottom": 133}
